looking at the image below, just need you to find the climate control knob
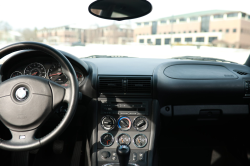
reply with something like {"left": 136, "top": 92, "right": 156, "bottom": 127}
{"left": 117, "top": 117, "right": 131, "bottom": 131}
{"left": 101, "top": 116, "right": 116, "bottom": 131}
{"left": 133, "top": 116, "right": 148, "bottom": 131}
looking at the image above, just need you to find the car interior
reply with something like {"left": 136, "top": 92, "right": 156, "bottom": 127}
{"left": 0, "top": 0, "right": 250, "bottom": 166}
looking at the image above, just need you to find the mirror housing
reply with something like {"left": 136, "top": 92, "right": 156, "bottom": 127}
{"left": 88, "top": 0, "right": 152, "bottom": 21}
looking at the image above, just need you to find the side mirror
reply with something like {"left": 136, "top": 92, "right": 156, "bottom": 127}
{"left": 88, "top": 0, "right": 152, "bottom": 21}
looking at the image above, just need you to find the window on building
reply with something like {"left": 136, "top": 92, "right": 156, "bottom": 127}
{"left": 194, "top": 31, "right": 197, "bottom": 33}
{"left": 190, "top": 17, "right": 198, "bottom": 21}
{"left": 185, "top": 38, "right": 192, "bottom": 42}
{"left": 212, "top": 30, "right": 216, "bottom": 32}
{"left": 174, "top": 38, "right": 181, "bottom": 42}
{"left": 183, "top": 31, "right": 186, "bottom": 33}
{"left": 170, "top": 19, "right": 176, "bottom": 23}
{"left": 139, "top": 39, "right": 144, "bottom": 43}
{"left": 179, "top": 18, "right": 186, "bottom": 22}
{"left": 248, "top": 15, "right": 250, "bottom": 19}
{"left": 214, "top": 14, "right": 223, "bottom": 19}
{"left": 144, "top": 22, "right": 149, "bottom": 25}
{"left": 137, "top": 23, "right": 141, "bottom": 26}
{"left": 196, "top": 37, "right": 205, "bottom": 42}
{"left": 219, "top": 29, "right": 222, "bottom": 32}
{"left": 160, "top": 20, "right": 166, "bottom": 24}
{"left": 242, "top": 13, "right": 246, "bottom": 18}
{"left": 201, "top": 16, "right": 210, "bottom": 32}
{"left": 226, "top": 29, "right": 229, "bottom": 33}
{"left": 172, "top": 32, "right": 175, "bottom": 34}
{"left": 178, "top": 32, "right": 181, "bottom": 34}
{"left": 168, "top": 32, "right": 171, "bottom": 34}
{"left": 233, "top": 29, "right": 237, "bottom": 33}
{"left": 209, "top": 37, "right": 218, "bottom": 43}
{"left": 241, "top": 29, "right": 243, "bottom": 33}
{"left": 165, "top": 38, "right": 171, "bottom": 44}
{"left": 227, "top": 13, "right": 238, "bottom": 18}
{"left": 189, "top": 31, "right": 191, "bottom": 33}
{"left": 156, "top": 39, "right": 161, "bottom": 45}
{"left": 147, "top": 39, "right": 151, "bottom": 44}
{"left": 164, "top": 32, "right": 166, "bottom": 34}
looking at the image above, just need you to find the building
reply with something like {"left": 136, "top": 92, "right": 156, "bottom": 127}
{"left": 84, "top": 24, "right": 134, "bottom": 45}
{"left": 37, "top": 25, "right": 85, "bottom": 45}
{"left": 134, "top": 10, "right": 250, "bottom": 48}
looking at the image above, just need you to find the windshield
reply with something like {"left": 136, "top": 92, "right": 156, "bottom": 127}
{"left": 0, "top": 0, "right": 249, "bottom": 64}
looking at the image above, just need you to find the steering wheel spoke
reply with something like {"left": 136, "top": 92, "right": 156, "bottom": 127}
{"left": 0, "top": 129, "right": 40, "bottom": 151}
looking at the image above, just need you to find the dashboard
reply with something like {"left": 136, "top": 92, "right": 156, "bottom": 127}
{"left": 1, "top": 48, "right": 250, "bottom": 166}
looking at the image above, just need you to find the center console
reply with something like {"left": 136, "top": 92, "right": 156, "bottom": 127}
{"left": 97, "top": 98, "right": 153, "bottom": 166}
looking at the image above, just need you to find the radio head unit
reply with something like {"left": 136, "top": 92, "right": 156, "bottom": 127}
{"left": 101, "top": 101, "right": 149, "bottom": 116}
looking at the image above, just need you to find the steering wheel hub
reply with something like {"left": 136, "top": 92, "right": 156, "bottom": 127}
{"left": 15, "top": 87, "right": 29, "bottom": 101}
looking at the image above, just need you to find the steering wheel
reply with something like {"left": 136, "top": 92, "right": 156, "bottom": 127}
{"left": 0, "top": 42, "right": 79, "bottom": 151}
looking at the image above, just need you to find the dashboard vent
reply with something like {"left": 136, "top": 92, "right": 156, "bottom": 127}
{"left": 233, "top": 70, "right": 248, "bottom": 75}
{"left": 99, "top": 77, "right": 123, "bottom": 93}
{"left": 99, "top": 76, "right": 152, "bottom": 95}
{"left": 127, "top": 78, "right": 151, "bottom": 93}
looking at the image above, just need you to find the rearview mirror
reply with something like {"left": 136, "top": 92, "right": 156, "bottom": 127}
{"left": 88, "top": 0, "right": 152, "bottom": 21}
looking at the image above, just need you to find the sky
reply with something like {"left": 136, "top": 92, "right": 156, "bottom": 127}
{"left": 0, "top": 0, "right": 249, "bottom": 30}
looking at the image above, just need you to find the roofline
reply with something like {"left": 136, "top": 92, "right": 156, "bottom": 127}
{"left": 136, "top": 10, "right": 248, "bottom": 23}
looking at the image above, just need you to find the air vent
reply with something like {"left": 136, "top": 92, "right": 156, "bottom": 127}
{"left": 99, "top": 77, "right": 123, "bottom": 93}
{"left": 99, "top": 76, "right": 152, "bottom": 95}
{"left": 127, "top": 78, "right": 151, "bottom": 93}
{"left": 233, "top": 70, "right": 248, "bottom": 75}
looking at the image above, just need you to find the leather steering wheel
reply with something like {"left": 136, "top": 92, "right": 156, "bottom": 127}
{"left": 0, "top": 42, "right": 79, "bottom": 151}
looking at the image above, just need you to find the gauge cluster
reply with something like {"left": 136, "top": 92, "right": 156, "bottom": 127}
{"left": 8, "top": 61, "right": 86, "bottom": 86}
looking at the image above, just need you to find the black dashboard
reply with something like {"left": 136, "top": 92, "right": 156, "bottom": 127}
{"left": 1, "top": 49, "right": 250, "bottom": 166}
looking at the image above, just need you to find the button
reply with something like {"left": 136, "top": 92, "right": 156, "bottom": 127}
{"left": 129, "top": 112, "right": 137, "bottom": 115}
{"left": 111, "top": 156, "right": 117, "bottom": 160}
{"left": 138, "top": 152, "right": 144, "bottom": 161}
{"left": 101, "top": 151, "right": 111, "bottom": 160}
{"left": 120, "top": 112, "right": 128, "bottom": 115}
{"left": 132, "top": 152, "right": 137, "bottom": 161}
{"left": 112, "top": 152, "right": 117, "bottom": 156}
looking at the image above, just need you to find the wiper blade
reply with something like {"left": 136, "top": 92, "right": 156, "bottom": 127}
{"left": 82, "top": 55, "right": 135, "bottom": 58}
{"left": 171, "top": 56, "right": 237, "bottom": 64}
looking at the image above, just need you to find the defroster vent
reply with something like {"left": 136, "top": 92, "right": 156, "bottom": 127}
{"left": 99, "top": 76, "right": 152, "bottom": 95}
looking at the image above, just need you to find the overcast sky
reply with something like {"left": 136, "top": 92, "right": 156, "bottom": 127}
{"left": 0, "top": 0, "right": 249, "bottom": 30}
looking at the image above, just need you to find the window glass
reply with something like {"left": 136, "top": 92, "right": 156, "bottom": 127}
{"left": 179, "top": 18, "right": 186, "bottom": 22}
{"left": 196, "top": 37, "right": 205, "bottom": 42}
{"left": 227, "top": 13, "right": 238, "bottom": 17}
{"left": 155, "top": 39, "right": 161, "bottom": 45}
{"left": 147, "top": 39, "right": 151, "bottom": 44}
{"left": 144, "top": 22, "right": 149, "bottom": 25}
{"left": 160, "top": 20, "right": 166, "bottom": 23}
{"left": 190, "top": 17, "right": 198, "bottom": 21}
{"left": 165, "top": 38, "right": 171, "bottom": 44}
{"left": 226, "top": 29, "right": 229, "bottom": 33}
{"left": 233, "top": 29, "right": 237, "bottom": 32}
{"left": 185, "top": 38, "right": 192, "bottom": 42}
{"left": 174, "top": 38, "right": 181, "bottom": 42}
{"left": 170, "top": 19, "right": 176, "bottom": 23}
{"left": 209, "top": 37, "right": 218, "bottom": 43}
{"left": 139, "top": 39, "right": 144, "bottom": 43}
{"left": 214, "top": 14, "right": 223, "bottom": 19}
{"left": 137, "top": 23, "right": 141, "bottom": 26}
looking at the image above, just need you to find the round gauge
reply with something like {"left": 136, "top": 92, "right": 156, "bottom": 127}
{"left": 10, "top": 71, "right": 22, "bottom": 78}
{"left": 101, "top": 116, "right": 116, "bottom": 131}
{"left": 117, "top": 133, "right": 131, "bottom": 145}
{"left": 100, "top": 133, "right": 114, "bottom": 147}
{"left": 133, "top": 116, "right": 148, "bottom": 132}
{"left": 24, "top": 62, "right": 46, "bottom": 78}
{"left": 133, "top": 134, "right": 148, "bottom": 148}
{"left": 76, "top": 71, "right": 84, "bottom": 84}
{"left": 48, "top": 63, "right": 68, "bottom": 84}
{"left": 117, "top": 117, "right": 131, "bottom": 131}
